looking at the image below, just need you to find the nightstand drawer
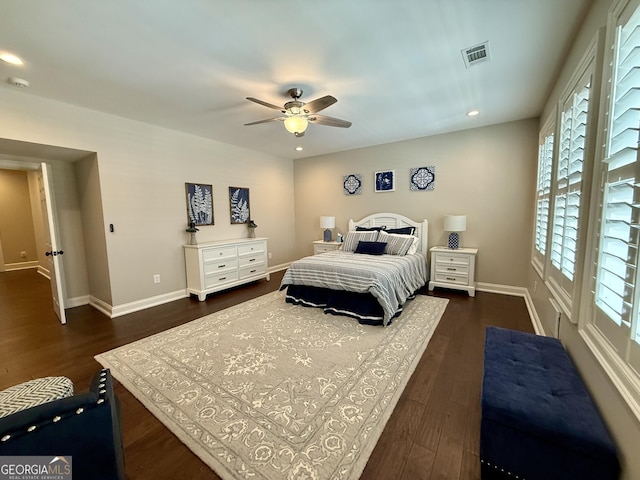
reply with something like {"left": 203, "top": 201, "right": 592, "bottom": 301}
{"left": 313, "top": 241, "right": 342, "bottom": 254}
{"left": 435, "top": 263, "right": 469, "bottom": 275}
{"left": 434, "top": 253, "right": 470, "bottom": 266}
{"left": 434, "top": 271, "right": 469, "bottom": 285}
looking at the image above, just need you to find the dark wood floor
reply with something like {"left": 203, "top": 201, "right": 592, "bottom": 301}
{"left": 0, "top": 269, "right": 533, "bottom": 479}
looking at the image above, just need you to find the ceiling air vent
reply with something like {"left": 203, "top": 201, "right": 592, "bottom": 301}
{"left": 462, "top": 41, "right": 490, "bottom": 68}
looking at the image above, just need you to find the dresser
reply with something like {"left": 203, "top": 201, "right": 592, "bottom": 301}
{"left": 184, "top": 238, "right": 269, "bottom": 301}
{"left": 428, "top": 246, "right": 477, "bottom": 296}
{"left": 313, "top": 240, "right": 342, "bottom": 254}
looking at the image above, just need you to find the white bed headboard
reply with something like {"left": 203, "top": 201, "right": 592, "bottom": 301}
{"left": 348, "top": 213, "right": 429, "bottom": 256}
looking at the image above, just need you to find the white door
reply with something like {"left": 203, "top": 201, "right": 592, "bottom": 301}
{"left": 40, "top": 162, "right": 66, "bottom": 324}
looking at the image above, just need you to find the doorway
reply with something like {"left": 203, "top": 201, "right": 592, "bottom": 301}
{"left": 0, "top": 138, "right": 100, "bottom": 323}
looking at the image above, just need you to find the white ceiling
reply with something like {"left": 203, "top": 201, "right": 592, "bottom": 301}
{"left": 0, "top": 1, "right": 591, "bottom": 159}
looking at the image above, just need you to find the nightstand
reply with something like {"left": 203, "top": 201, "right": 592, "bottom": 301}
{"left": 428, "top": 246, "right": 477, "bottom": 296}
{"left": 313, "top": 240, "right": 342, "bottom": 254}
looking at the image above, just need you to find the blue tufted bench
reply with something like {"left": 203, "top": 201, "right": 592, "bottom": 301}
{"left": 480, "top": 327, "right": 620, "bottom": 480}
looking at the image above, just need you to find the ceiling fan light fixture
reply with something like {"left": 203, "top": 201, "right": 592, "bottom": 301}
{"left": 284, "top": 115, "right": 308, "bottom": 134}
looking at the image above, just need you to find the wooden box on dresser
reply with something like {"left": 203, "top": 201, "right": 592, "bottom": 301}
{"left": 184, "top": 238, "right": 269, "bottom": 301}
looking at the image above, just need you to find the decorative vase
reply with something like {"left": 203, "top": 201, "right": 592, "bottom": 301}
{"left": 248, "top": 228, "right": 256, "bottom": 238}
{"left": 188, "top": 232, "right": 198, "bottom": 245}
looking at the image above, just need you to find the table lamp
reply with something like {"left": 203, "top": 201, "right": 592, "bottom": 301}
{"left": 444, "top": 215, "right": 466, "bottom": 249}
{"left": 320, "top": 216, "right": 335, "bottom": 242}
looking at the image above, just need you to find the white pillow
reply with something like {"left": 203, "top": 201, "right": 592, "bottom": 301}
{"left": 377, "top": 231, "right": 417, "bottom": 255}
{"left": 342, "top": 230, "right": 379, "bottom": 252}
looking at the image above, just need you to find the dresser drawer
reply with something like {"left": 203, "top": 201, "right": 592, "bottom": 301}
{"left": 238, "top": 241, "right": 266, "bottom": 256}
{"left": 434, "top": 271, "right": 469, "bottom": 285}
{"left": 203, "top": 246, "right": 237, "bottom": 262}
{"left": 434, "top": 252, "right": 470, "bottom": 266}
{"left": 204, "top": 270, "right": 239, "bottom": 288}
{"left": 239, "top": 254, "right": 265, "bottom": 268}
{"left": 239, "top": 263, "right": 267, "bottom": 280}
{"left": 203, "top": 258, "right": 238, "bottom": 275}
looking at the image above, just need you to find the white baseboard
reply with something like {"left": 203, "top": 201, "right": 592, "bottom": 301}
{"left": 89, "top": 296, "right": 113, "bottom": 317}
{"left": 66, "top": 295, "right": 90, "bottom": 308}
{"left": 4, "top": 261, "right": 39, "bottom": 271}
{"left": 37, "top": 265, "right": 50, "bottom": 279}
{"left": 110, "top": 289, "right": 189, "bottom": 318}
{"left": 268, "top": 262, "right": 291, "bottom": 273}
{"left": 475, "top": 282, "right": 544, "bottom": 335}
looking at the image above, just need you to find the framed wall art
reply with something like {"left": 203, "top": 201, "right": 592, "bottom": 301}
{"left": 343, "top": 173, "right": 362, "bottom": 195}
{"left": 229, "top": 186, "right": 250, "bottom": 224}
{"left": 410, "top": 166, "right": 436, "bottom": 191}
{"left": 374, "top": 170, "right": 395, "bottom": 192}
{"left": 185, "top": 183, "right": 214, "bottom": 226}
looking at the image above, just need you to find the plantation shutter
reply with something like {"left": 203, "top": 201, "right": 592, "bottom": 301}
{"left": 532, "top": 124, "right": 554, "bottom": 275}
{"left": 547, "top": 65, "right": 592, "bottom": 313}
{"left": 590, "top": 0, "right": 640, "bottom": 374}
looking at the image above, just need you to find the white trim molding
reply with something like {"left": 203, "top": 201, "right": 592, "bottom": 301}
{"left": 110, "top": 290, "right": 189, "bottom": 318}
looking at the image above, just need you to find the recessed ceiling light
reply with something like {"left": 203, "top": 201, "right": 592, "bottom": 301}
{"left": 295, "top": 146, "right": 303, "bottom": 151}
{"left": 0, "top": 52, "right": 24, "bottom": 65}
{"left": 467, "top": 110, "right": 480, "bottom": 117}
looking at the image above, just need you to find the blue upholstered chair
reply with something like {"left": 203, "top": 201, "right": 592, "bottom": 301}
{"left": 0, "top": 369, "right": 125, "bottom": 480}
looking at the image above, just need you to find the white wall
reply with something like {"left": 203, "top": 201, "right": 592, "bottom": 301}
{"left": 0, "top": 88, "right": 295, "bottom": 309}
{"left": 294, "top": 119, "right": 538, "bottom": 288}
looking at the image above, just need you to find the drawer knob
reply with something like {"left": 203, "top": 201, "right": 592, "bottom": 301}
{"left": 218, "top": 264, "right": 226, "bottom": 268}
{"left": 447, "top": 267, "right": 456, "bottom": 271}
{"left": 219, "top": 277, "right": 227, "bottom": 281}
{"left": 446, "top": 277, "right": 456, "bottom": 281}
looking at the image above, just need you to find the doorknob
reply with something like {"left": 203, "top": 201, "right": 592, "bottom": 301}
{"left": 45, "top": 250, "right": 64, "bottom": 256}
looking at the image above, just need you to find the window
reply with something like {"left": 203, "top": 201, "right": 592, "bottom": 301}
{"left": 532, "top": 119, "right": 554, "bottom": 276}
{"left": 546, "top": 39, "right": 598, "bottom": 317}
{"left": 582, "top": 0, "right": 640, "bottom": 417}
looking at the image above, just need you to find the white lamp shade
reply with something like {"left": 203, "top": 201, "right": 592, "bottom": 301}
{"left": 320, "top": 216, "right": 335, "bottom": 229}
{"left": 444, "top": 215, "right": 466, "bottom": 232}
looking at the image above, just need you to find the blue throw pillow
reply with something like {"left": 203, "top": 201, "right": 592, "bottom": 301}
{"left": 386, "top": 226, "right": 415, "bottom": 235}
{"left": 355, "top": 241, "right": 387, "bottom": 255}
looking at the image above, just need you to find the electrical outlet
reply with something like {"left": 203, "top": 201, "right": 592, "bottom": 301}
{"left": 268, "top": 252, "right": 272, "bottom": 259}
{"left": 533, "top": 280, "right": 537, "bottom": 293}
{"left": 153, "top": 274, "right": 160, "bottom": 284}
{"left": 20, "top": 251, "right": 27, "bottom": 258}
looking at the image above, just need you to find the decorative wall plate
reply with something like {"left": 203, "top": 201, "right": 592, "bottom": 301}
{"left": 410, "top": 166, "right": 435, "bottom": 191}
{"left": 343, "top": 174, "right": 362, "bottom": 195}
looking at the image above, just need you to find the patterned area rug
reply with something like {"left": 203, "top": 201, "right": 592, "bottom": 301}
{"left": 96, "top": 290, "right": 448, "bottom": 480}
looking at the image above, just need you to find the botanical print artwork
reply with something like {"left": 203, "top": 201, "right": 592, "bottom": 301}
{"left": 186, "top": 183, "right": 214, "bottom": 226}
{"left": 374, "top": 170, "right": 395, "bottom": 192}
{"left": 343, "top": 174, "right": 362, "bottom": 195}
{"left": 410, "top": 166, "right": 436, "bottom": 191}
{"left": 229, "top": 186, "right": 250, "bottom": 224}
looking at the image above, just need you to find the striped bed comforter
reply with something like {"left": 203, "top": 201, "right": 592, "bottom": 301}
{"left": 280, "top": 250, "right": 428, "bottom": 326}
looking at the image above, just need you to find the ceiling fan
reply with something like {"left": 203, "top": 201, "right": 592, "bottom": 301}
{"left": 244, "top": 88, "right": 352, "bottom": 137}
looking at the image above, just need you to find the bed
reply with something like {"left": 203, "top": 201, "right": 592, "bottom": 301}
{"left": 280, "top": 213, "right": 429, "bottom": 326}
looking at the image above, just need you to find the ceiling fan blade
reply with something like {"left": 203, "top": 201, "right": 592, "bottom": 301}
{"left": 244, "top": 117, "right": 284, "bottom": 126}
{"left": 302, "top": 95, "right": 337, "bottom": 114}
{"left": 309, "top": 114, "right": 352, "bottom": 128}
{"left": 246, "top": 97, "right": 285, "bottom": 112}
